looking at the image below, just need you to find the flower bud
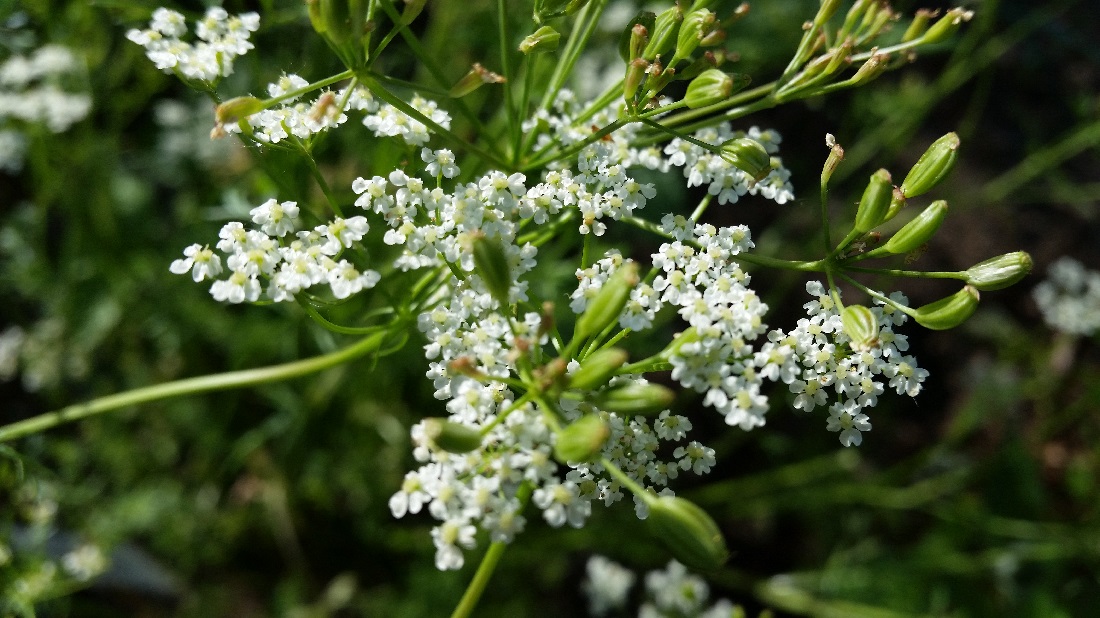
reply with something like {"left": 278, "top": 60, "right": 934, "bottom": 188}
{"left": 569, "top": 348, "right": 629, "bottom": 391}
{"left": 853, "top": 169, "right": 893, "bottom": 234}
{"left": 872, "top": 199, "right": 948, "bottom": 257}
{"left": 643, "top": 5, "right": 683, "bottom": 59}
{"left": 900, "top": 132, "right": 959, "bottom": 199}
{"left": 822, "top": 134, "right": 844, "bottom": 184}
{"left": 684, "top": 69, "right": 733, "bottom": 109}
{"left": 423, "top": 418, "right": 483, "bottom": 453}
{"left": 965, "top": 251, "right": 1033, "bottom": 291}
{"left": 215, "top": 96, "right": 265, "bottom": 124}
{"left": 676, "top": 9, "right": 715, "bottom": 62}
{"left": 841, "top": 305, "right": 879, "bottom": 351}
{"left": 911, "top": 285, "right": 980, "bottom": 331}
{"left": 449, "top": 63, "right": 506, "bottom": 98}
{"left": 921, "top": 8, "right": 973, "bottom": 45}
{"left": 720, "top": 137, "right": 771, "bottom": 182}
{"left": 903, "top": 9, "right": 935, "bottom": 42}
{"left": 576, "top": 262, "right": 639, "bottom": 340}
{"left": 519, "top": 25, "right": 561, "bottom": 54}
{"left": 471, "top": 232, "right": 512, "bottom": 306}
{"left": 553, "top": 414, "right": 610, "bottom": 463}
{"left": 594, "top": 382, "right": 676, "bottom": 416}
{"left": 645, "top": 496, "right": 729, "bottom": 571}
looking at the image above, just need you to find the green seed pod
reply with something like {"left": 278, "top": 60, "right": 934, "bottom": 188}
{"left": 965, "top": 251, "right": 1033, "bottom": 291}
{"left": 471, "top": 233, "right": 512, "bottom": 306}
{"left": 674, "top": 9, "right": 713, "bottom": 62}
{"left": 519, "top": 25, "right": 561, "bottom": 54}
{"left": 215, "top": 96, "right": 265, "bottom": 124}
{"left": 449, "top": 63, "right": 506, "bottom": 99}
{"left": 660, "top": 327, "right": 703, "bottom": 360}
{"left": 903, "top": 8, "right": 934, "bottom": 42}
{"left": 642, "top": 5, "right": 683, "bottom": 59}
{"left": 854, "top": 169, "right": 893, "bottom": 234}
{"left": 883, "top": 186, "right": 906, "bottom": 223}
{"left": 646, "top": 496, "right": 729, "bottom": 571}
{"left": 569, "top": 348, "right": 629, "bottom": 391}
{"left": 814, "top": 0, "right": 843, "bottom": 27}
{"left": 921, "top": 8, "right": 973, "bottom": 44}
{"left": 911, "top": 285, "right": 980, "bottom": 331}
{"left": 594, "top": 382, "right": 676, "bottom": 416}
{"left": 423, "top": 418, "right": 483, "bottom": 453}
{"left": 874, "top": 199, "right": 948, "bottom": 256}
{"left": 720, "top": 137, "right": 771, "bottom": 182}
{"left": 400, "top": 0, "right": 427, "bottom": 25}
{"left": 849, "top": 52, "right": 888, "bottom": 86}
{"left": 575, "top": 262, "right": 639, "bottom": 340}
{"left": 900, "top": 132, "right": 959, "bottom": 199}
{"left": 841, "top": 305, "right": 879, "bottom": 350}
{"left": 684, "top": 69, "right": 733, "bottom": 109}
{"left": 623, "top": 58, "right": 649, "bottom": 104}
{"left": 553, "top": 414, "right": 610, "bottom": 463}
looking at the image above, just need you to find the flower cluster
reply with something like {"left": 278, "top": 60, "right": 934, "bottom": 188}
{"left": 126, "top": 7, "right": 259, "bottom": 82}
{"left": 0, "top": 44, "right": 90, "bottom": 172}
{"left": 221, "top": 74, "right": 378, "bottom": 144}
{"left": 1033, "top": 257, "right": 1100, "bottom": 336}
{"left": 169, "top": 199, "right": 379, "bottom": 303}
{"left": 583, "top": 556, "right": 740, "bottom": 618}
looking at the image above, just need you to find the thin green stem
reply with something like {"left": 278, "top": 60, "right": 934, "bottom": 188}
{"left": 600, "top": 456, "right": 649, "bottom": 501}
{"left": 0, "top": 330, "right": 393, "bottom": 442}
{"left": 301, "top": 147, "right": 344, "bottom": 217}
{"left": 262, "top": 70, "right": 355, "bottom": 108}
{"left": 498, "top": 0, "right": 517, "bottom": 161}
{"left": 301, "top": 301, "right": 387, "bottom": 335}
{"left": 689, "top": 193, "right": 711, "bottom": 223}
{"left": 538, "top": 0, "right": 609, "bottom": 113}
{"left": 523, "top": 118, "right": 627, "bottom": 171}
{"left": 843, "top": 265, "right": 966, "bottom": 280}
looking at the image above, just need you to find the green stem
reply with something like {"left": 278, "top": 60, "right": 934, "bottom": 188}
{"left": 498, "top": 0, "right": 517, "bottom": 159}
{"left": 301, "top": 147, "right": 344, "bottom": 217}
{"left": 523, "top": 118, "right": 627, "bottom": 171}
{"left": 600, "top": 456, "right": 649, "bottom": 501}
{"left": 0, "top": 330, "right": 393, "bottom": 442}
{"left": 262, "top": 70, "right": 355, "bottom": 108}
{"left": 301, "top": 301, "right": 388, "bottom": 335}
{"left": 843, "top": 265, "right": 966, "bottom": 280}
{"left": 450, "top": 483, "right": 534, "bottom": 618}
{"left": 538, "top": 0, "right": 609, "bottom": 113}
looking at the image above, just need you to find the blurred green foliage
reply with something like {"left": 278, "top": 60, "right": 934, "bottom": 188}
{"left": 1, "top": 0, "right": 1098, "bottom": 616}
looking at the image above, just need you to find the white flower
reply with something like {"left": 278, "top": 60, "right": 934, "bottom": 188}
{"left": 169, "top": 244, "right": 223, "bottom": 282}
{"left": 583, "top": 556, "right": 636, "bottom": 616}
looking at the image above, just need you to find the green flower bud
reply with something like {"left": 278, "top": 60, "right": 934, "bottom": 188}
{"left": 423, "top": 418, "right": 483, "bottom": 453}
{"left": 903, "top": 8, "right": 935, "bottom": 42}
{"left": 642, "top": 5, "right": 683, "bottom": 59}
{"left": 874, "top": 199, "right": 948, "bottom": 256}
{"left": 519, "top": 26, "right": 561, "bottom": 54}
{"left": 569, "top": 348, "right": 629, "bottom": 391}
{"left": 553, "top": 414, "right": 610, "bottom": 463}
{"left": 471, "top": 232, "right": 512, "bottom": 306}
{"left": 576, "top": 262, "right": 639, "bottom": 340}
{"left": 646, "top": 496, "right": 729, "bottom": 571}
{"left": 675, "top": 9, "right": 715, "bottom": 62}
{"left": 841, "top": 305, "right": 879, "bottom": 351}
{"left": 684, "top": 69, "right": 732, "bottom": 109}
{"left": 215, "top": 96, "right": 265, "bottom": 124}
{"left": 900, "top": 132, "right": 960, "bottom": 199}
{"left": 594, "top": 382, "right": 676, "bottom": 416}
{"left": 911, "top": 285, "right": 980, "bottom": 331}
{"left": 921, "top": 8, "right": 973, "bottom": 45}
{"left": 854, "top": 169, "right": 893, "bottom": 234}
{"left": 965, "top": 251, "right": 1033, "bottom": 291}
{"left": 720, "top": 137, "right": 771, "bottom": 182}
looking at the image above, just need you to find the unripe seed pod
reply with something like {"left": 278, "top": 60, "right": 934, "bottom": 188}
{"left": 423, "top": 418, "right": 483, "bottom": 453}
{"left": 675, "top": 9, "right": 714, "bottom": 62}
{"left": 875, "top": 199, "right": 948, "bottom": 256}
{"left": 684, "top": 69, "right": 733, "bottom": 109}
{"left": 449, "top": 63, "right": 506, "bottom": 98}
{"left": 646, "top": 496, "right": 729, "bottom": 571}
{"left": 841, "top": 305, "right": 879, "bottom": 351}
{"left": 471, "top": 233, "right": 512, "bottom": 306}
{"left": 900, "top": 132, "right": 959, "bottom": 199}
{"left": 594, "top": 382, "right": 676, "bottom": 416}
{"left": 568, "top": 348, "right": 629, "bottom": 391}
{"left": 849, "top": 52, "right": 888, "bottom": 86}
{"left": 720, "top": 137, "right": 771, "bottom": 182}
{"left": 643, "top": 5, "right": 683, "bottom": 59}
{"left": 903, "top": 8, "right": 934, "bottom": 42}
{"left": 883, "top": 186, "right": 906, "bottom": 222}
{"left": 624, "top": 58, "right": 649, "bottom": 103}
{"left": 628, "top": 23, "right": 649, "bottom": 61}
{"left": 911, "top": 285, "right": 980, "bottom": 330}
{"left": 922, "top": 8, "right": 973, "bottom": 44}
{"left": 215, "top": 96, "right": 265, "bottom": 124}
{"left": 553, "top": 414, "right": 610, "bottom": 463}
{"left": 854, "top": 169, "right": 893, "bottom": 234}
{"left": 815, "top": 0, "right": 843, "bottom": 27}
{"left": 661, "top": 327, "right": 702, "bottom": 360}
{"left": 519, "top": 25, "right": 561, "bottom": 54}
{"left": 965, "top": 251, "right": 1033, "bottom": 291}
{"left": 576, "top": 262, "right": 639, "bottom": 340}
